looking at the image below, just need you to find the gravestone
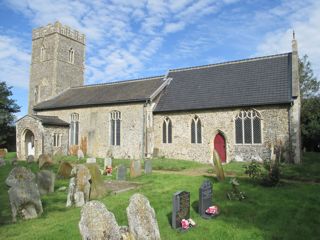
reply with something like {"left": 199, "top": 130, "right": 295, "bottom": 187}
{"left": 127, "top": 193, "right": 161, "bottom": 240}
{"left": 117, "top": 165, "right": 126, "bottom": 181}
{"left": 172, "top": 191, "right": 190, "bottom": 230}
{"left": 104, "top": 157, "right": 112, "bottom": 169}
{"left": 36, "top": 170, "right": 55, "bottom": 195}
{"left": 199, "top": 180, "right": 213, "bottom": 219}
{"left": 57, "top": 161, "right": 73, "bottom": 178}
{"left": 38, "top": 154, "right": 53, "bottom": 169}
{"left": 0, "top": 148, "right": 7, "bottom": 158}
{"left": 85, "top": 163, "right": 107, "bottom": 199}
{"left": 27, "top": 155, "right": 34, "bottom": 163}
{"left": 0, "top": 157, "right": 6, "bottom": 167}
{"left": 86, "top": 157, "right": 96, "bottom": 164}
{"left": 79, "top": 200, "right": 121, "bottom": 240}
{"left": 77, "top": 149, "right": 84, "bottom": 160}
{"left": 130, "top": 160, "right": 141, "bottom": 178}
{"left": 144, "top": 159, "right": 152, "bottom": 174}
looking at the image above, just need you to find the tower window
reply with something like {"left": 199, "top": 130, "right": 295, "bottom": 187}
{"left": 68, "top": 48, "right": 74, "bottom": 64}
{"left": 235, "top": 109, "right": 262, "bottom": 144}
{"left": 162, "top": 117, "right": 172, "bottom": 144}
{"left": 34, "top": 85, "right": 40, "bottom": 103}
{"left": 70, "top": 113, "right": 79, "bottom": 145}
{"left": 40, "top": 46, "right": 46, "bottom": 62}
{"left": 110, "top": 111, "right": 121, "bottom": 146}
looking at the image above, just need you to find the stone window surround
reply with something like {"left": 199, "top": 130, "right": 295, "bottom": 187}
{"left": 110, "top": 110, "right": 121, "bottom": 146}
{"left": 53, "top": 133, "right": 62, "bottom": 147}
{"left": 191, "top": 115, "right": 202, "bottom": 144}
{"left": 40, "top": 45, "right": 46, "bottom": 62}
{"left": 234, "top": 109, "right": 263, "bottom": 145}
{"left": 162, "top": 117, "right": 172, "bottom": 144}
{"left": 70, "top": 113, "right": 80, "bottom": 145}
{"left": 68, "top": 47, "right": 75, "bottom": 64}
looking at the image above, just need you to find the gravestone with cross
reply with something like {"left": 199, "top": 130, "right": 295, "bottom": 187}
{"left": 172, "top": 191, "right": 190, "bottom": 230}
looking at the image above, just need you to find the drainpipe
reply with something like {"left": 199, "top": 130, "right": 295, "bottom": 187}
{"left": 141, "top": 102, "right": 146, "bottom": 159}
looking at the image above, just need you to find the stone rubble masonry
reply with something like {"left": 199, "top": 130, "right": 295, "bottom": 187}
{"left": 153, "top": 105, "right": 290, "bottom": 163}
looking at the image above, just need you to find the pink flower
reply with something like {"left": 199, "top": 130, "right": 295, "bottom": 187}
{"left": 181, "top": 219, "right": 190, "bottom": 229}
{"left": 205, "top": 206, "right": 219, "bottom": 215}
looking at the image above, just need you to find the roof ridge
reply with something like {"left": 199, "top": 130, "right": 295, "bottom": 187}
{"left": 71, "top": 75, "right": 165, "bottom": 89}
{"left": 169, "top": 52, "right": 291, "bottom": 73}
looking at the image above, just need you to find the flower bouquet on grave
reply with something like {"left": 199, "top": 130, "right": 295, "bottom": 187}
{"left": 181, "top": 218, "right": 196, "bottom": 230}
{"left": 104, "top": 166, "right": 113, "bottom": 176}
{"left": 205, "top": 205, "right": 220, "bottom": 217}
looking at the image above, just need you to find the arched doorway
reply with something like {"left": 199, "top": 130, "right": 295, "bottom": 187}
{"left": 25, "top": 130, "right": 35, "bottom": 157}
{"left": 214, "top": 133, "right": 226, "bottom": 163}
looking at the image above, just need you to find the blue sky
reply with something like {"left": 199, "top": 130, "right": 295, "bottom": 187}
{"left": 0, "top": 0, "right": 319, "bottom": 118}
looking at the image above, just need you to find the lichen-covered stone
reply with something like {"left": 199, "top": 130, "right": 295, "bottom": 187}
{"left": 66, "top": 164, "right": 91, "bottom": 207}
{"left": 85, "top": 163, "right": 107, "bottom": 199}
{"left": 57, "top": 161, "right": 73, "bottom": 178}
{"left": 38, "top": 154, "right": 53, "bottom": 169}
{"left": 79, "top": 200, "right": 121, "bottom": 240}
{"left": 27, "top": 155, "right": 35, "bottom": 163}
{"left": 6, "top": 167, "right": 43, "bottom": 222}
{"left": 36, "top": 170, "right": 55, "bottom": 195}
{"left": 127, "top": 193, "right": 161, "bottom": 240}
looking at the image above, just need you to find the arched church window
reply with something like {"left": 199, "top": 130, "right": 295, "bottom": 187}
{"left": 162, "top": 117, "right": 172, "bottom": 144}
{"left": 235, "top": 109, "right": 262, "bottom": 144}
{"left": 110, "top": 111, "right": 121, "bottom": 146}
{"left": 40, "top": 46, "right": 46, "bottom": 62}
{"left": 191, "top": 116, "right": 202, "bottom": 144}
{"left": 68, "top": 48, "right": 74, "bottom": 64}
{"left": 70, "top": 113, "right": 79, "bottom": 145}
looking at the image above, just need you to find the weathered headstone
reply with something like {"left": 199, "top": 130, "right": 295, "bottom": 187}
{"left": 36, "top": 170, "right": 55, "bottom": 195}
{"left": 130, "top": 160, "right": 141, "bottom": 178}
{"left": 6, "top": 167, "right": 43, "bottom": 222}
{"left": 11, "top": 158, "right": 18, "bottom": 166}
{"left": 0, "top": 148, "right": 7, "bottom": 158}
{"left": 66, "top": 164, "right": 91, "bottom": 207}
{"left": 172, "top": 191, "right": 190, "bottom": 230}
{"left": 199, "top": 180, "right": 213, "bottom": 219}
{"left": 77, "top": 149, "right": 84, "bottom": 160}
{"left": 144, "top": 159, "right": 152, "bottom": 174}
{"left": 79, "top": 200, "right": 121, "bottom": 240}
{"left": 57, "top": 161, "right": 73, "bottom": 178}
{"left": 0, "top": 157, "right": 6, "bottom": 167}
{"left": 127, "top": 193, "right": 161, "bottom": 240}
{"left": 117, "top": 165, "right": 126, "bottom": 181}
{"left": 86, "top": 157, "right": 96, "bottom": 164}
{"left": 27, "top": 155, "right": 35, "bottom": 163}
{"left": 38, "top": 154, "right": 53, "bottom": 169}
{"left": 85, "top": 163, "right": 107, "bottom": 199}
{"left": 104, "top": 157, "right": 112, "bottom": 169}
{"left": 212, "top": 150, "right": 225, "bottom": 181}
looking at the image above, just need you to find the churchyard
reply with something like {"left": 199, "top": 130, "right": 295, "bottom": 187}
{"left": 0, "top": 152, "right": 319, "bottom": 239}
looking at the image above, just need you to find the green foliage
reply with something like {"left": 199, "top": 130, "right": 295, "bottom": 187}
{"left": 301, "top": 96, "right": 320, "bottom": 151}
{"left": 0, "top": 82, "right": 20, "bottom": 146}
{"left": 243, "top": 161, "right": 262, "bottom": 181}
{"left": 299, "top": 55, "right": 320, "bottom": 99}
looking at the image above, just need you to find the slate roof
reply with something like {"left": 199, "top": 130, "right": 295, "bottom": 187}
{"left": 154, "top": 53, "right": 293, "bottom": 112}
{"left": 34, "top": 115, "right": 69, "bottom": 126}
{"left": 34, "top": 76, "right": 165, "bottom": 110}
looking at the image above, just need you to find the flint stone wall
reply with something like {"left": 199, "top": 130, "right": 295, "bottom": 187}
{"left": 153, "top": 105, "right": 290, "bottom": 163}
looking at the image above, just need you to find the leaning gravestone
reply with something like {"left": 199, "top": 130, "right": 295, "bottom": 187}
{"left": 212, "top": 150, "right": 225, "bottom": 181}
{"left": 85, "top": 163, "right": 107, "bottom": 199}
{"left": 0, "top": 148, "right": 6, "bottom": 158}
{"left": 130, "top": 160, "right": 142, "bottom": 178}
{"left": 57, "top": 161, "right": 73, "bottom": 178}
{"left": 5, "top": 166, "right": 43, "bottom": 222}
{"left": 79, "top": 200, "right": 121, "bottom": 240}
{"left": 172, "top": 191, "right": 190, "bottom": 230}
{"left": 117, "top": 165, "right": 127, "bottom": 181}
{"left": 36, "top": 170, "right": 55, "bottom": 195}
{"left": 199, "top": 180, "right": 213, "bottom": 219}
{"left": 127, "top": 193, "right": 161, "bottom": 240}
{"left": 38, "top": 154, "right": 53, "bottom": 169}
{"left": 66, "top": 164, "right": 92, "bottom": 207}
{"left": 144, "top": 159, "right": 152, "bottom": 174}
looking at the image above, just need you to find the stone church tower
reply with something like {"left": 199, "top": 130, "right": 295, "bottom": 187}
{"left": 28, "top": 21, "right": 85, "bottom": 113}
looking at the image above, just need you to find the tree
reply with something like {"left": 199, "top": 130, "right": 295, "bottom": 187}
{"left": 299, "top": 54, "right": 320, "bottom": 98}
{"left": 299, "top": 55, "right": 320, "bottom": 151}
{"left": 0, "top": 81, "right": 20, "bottom": 147}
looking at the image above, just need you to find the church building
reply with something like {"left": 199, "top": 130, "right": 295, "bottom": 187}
{"left": 16, "top": 22, "right": 301, "bottom": 164}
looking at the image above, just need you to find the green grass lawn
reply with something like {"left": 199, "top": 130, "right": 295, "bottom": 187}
{"left": 0, "top": 152, "right": 319, "bottom": 239}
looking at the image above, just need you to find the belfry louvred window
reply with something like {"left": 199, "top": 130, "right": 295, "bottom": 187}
{"left": 235, "top": 109, "right": 262, "bottom": 144}
{"left": 162, "top": 117, "right": 172, "bottom": 143}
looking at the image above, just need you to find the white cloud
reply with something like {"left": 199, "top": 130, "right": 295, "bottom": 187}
{"left": 163, "top": 22, "right": 186, "bottom": 34}
{"left": 0, "top": 35, "right": 30, "bottom": 88}
{"left": 255, "top": 0, "right": 320, "bottom": 78}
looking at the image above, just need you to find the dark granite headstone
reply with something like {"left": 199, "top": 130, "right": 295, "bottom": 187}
{"left": 144, "top": 159, "right": 152, "bottom": 174}
{"left": 117, "top": 165, "right": 126, "bottom": 181}
{"left": 172, "top": 191, "right": 190, "bottom": 230}
{"left": 199, "top": 180, "right": 213, "bottom": 219}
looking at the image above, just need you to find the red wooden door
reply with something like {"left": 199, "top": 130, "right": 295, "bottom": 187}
{"left": 214, "top": 133, "right": 226, "bottom": 163}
